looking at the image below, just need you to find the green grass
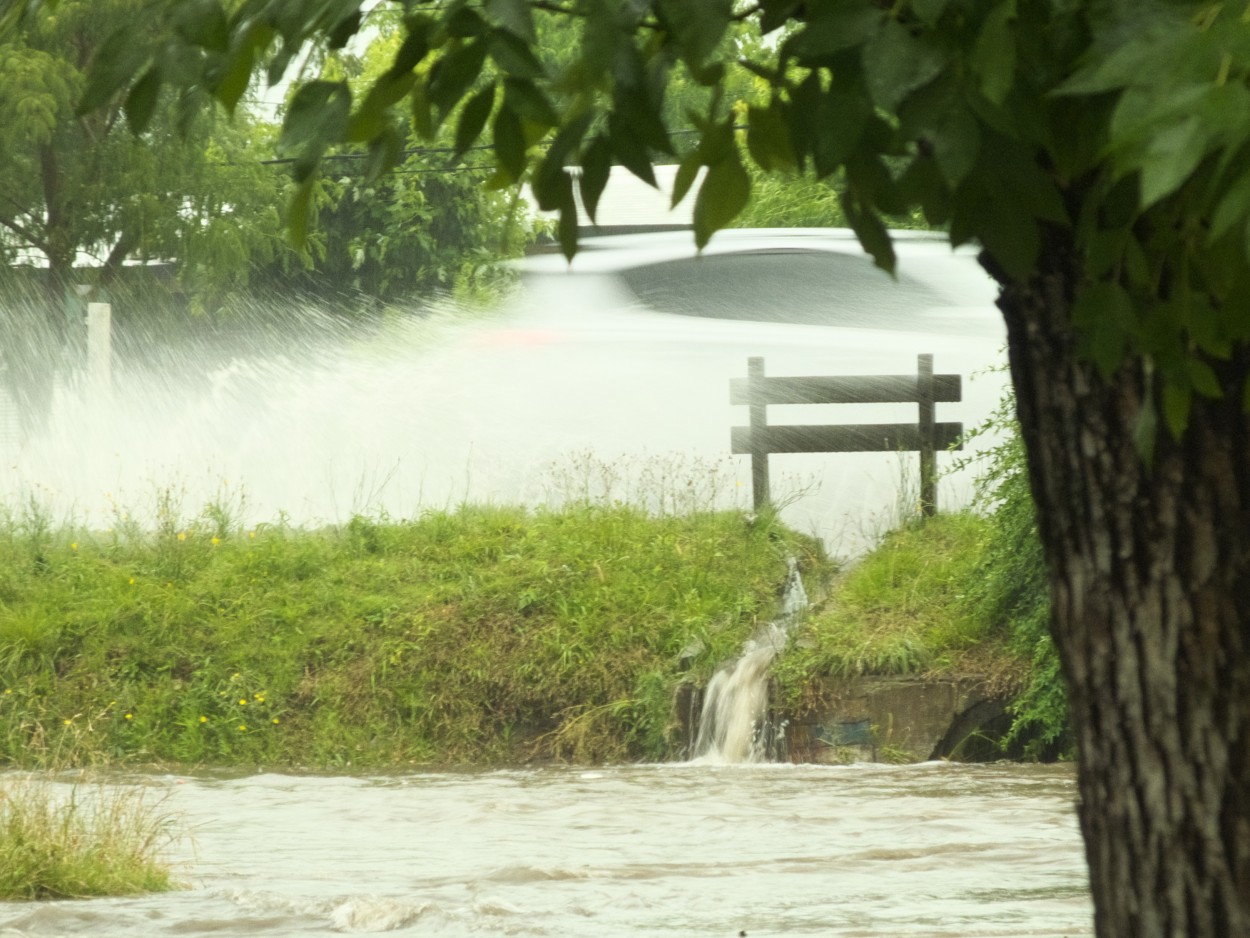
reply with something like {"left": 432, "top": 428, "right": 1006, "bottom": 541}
{"left": 0, "top": 500, "right": 827, "bottom": 768}
{"left": 774, "top": 512, "right": 1023, "bottom": 708}
{"left": 0, "top": 774, "right": 176, "bottom": 900}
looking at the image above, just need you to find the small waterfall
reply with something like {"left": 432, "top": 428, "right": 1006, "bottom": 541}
{"left": 691, "top": 557, "right": 808, "bottom": 763}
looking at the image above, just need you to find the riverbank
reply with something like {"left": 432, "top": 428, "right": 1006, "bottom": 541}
{"left": 0, "top": 502, "right": 827, "bottom": 768}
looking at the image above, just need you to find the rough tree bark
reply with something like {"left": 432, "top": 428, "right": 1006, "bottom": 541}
{"left": 993, "top": 235, "right": 1250, "bottom": 937}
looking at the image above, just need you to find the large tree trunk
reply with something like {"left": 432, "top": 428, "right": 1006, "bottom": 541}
{"left": 994, "top": 239, "right": 1250, "bottom": 936}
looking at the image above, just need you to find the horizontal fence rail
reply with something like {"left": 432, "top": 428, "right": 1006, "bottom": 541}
{"left": 728, "top": 374, "right": 962, "bottom": 407}
{"left": 730, "top": 354, "right": 963, "bottom": 514}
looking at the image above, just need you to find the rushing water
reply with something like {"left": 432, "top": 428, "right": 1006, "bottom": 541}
{"left": 0, "top": 763, "right": 1090, "bottom": 937}
{"left": 694, "top": 557, "right": 809, "bottom": 763}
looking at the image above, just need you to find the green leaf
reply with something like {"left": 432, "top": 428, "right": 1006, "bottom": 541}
{"left": 454, "top": 86, "right": 496, "bottom": 157}
{"left": 1071, "top": 281, "right": 1134, "bottom": 377}
{"left": 1136, "top": 116, "right": 1205, "bottom": 209}
{"left": 971, "top": 0, "right": 1016, "bottom": 105}
{"left": 613, "top": 86, "right": 673, "bottom": 154}
{"left": 862, "top": 19, "right": 946, "bottom": 111}
{"left": 657, "top": 0, "right": 731, "bottom": 67}
{"left": 760, "top": 0, "right": 802, "bottom": 35}
{"left": 1186, "top": 359, "right": 1224, "bottom": 399}
{"left": 212, "top": 22, "right": 274, "bottom": 114}
{"left": 910, "top": 0, "right": 952, "bottom": 29}
{"left": 363, "top": 126, "right": 403, "bottom": 183}
{"left": 609, "top": 110, "right": 658, "bottom": 187}
{"left": 785, "top": 5, "right": 881, "bottom": 62}
{"left": 77, "top": 27, "right": 151, "bottom": 115}
{"left": 391, "top": 16, "right": 434, "bottom": 74}
{"left": 327, "top": 10, "right": 361, "bottom": 50}
{"left": 1054, "top": 17, "right": 1190, "bottom": 97}
{"left": 1161, "top": 379, "right": 1191, "bottom": 439}
{"left": 172, "top": 0, "right": 229, "bottom": 51}
{"left": 534, "top": 117, "right": 591, "bottom": 212}
{"left": 897, "top": 156, "right": 951, "bottom": 226}
{"left": 503, "top": 77, "right": 557, "bottom": 130}
{"left": 492, "top": 103, "right": 526, "bottom": 184}
{"left": 671, "top": 153, "right": 701, "bottom": 209}
{"left": 579, "top": 134, "right": 612, "bottom": 222}
{"left": 484, "top": 0, "right": 536, "bottom": 41}
{"left": 746, "top": 104, "right": 797, "bottom": 173}
{"left": 429, "top": 40, "right": 489, "bottom": 121}
{"left": 556, "top": 182, "right": 579, "bottom": 261}
{"left": 930, "top": 105, "right": 981, "bottom": 188}
{"left": 693, "top": 153, "right": 750, "bottom": 249}
{"left": 446, "top": 6, "right": 487, "bottom": 38}
{"left": 123, "top": 66, "right": 161, "bottom": 135}
{"left": 1208, "top": 172, "right": 1250, "bottom": 243}
{"left": 286, "top": 175, "right": 318, "bottom": 250}
{"left": 841, "top": 192, "right": 895, "bottom": 274}
{"left": 489, "top": 30, "right": 545, "bottom": 78}
{"left": 279, "top": 80, "right": 352, "bottom": 181}
{"left": 410, "top": 81, "right": 434, "bottom": 139}
{"left": 791, "top": 79, "right": 868, "bottom": 177}
{"left": 347, "top": 71, "right": 416, "bottom": 142}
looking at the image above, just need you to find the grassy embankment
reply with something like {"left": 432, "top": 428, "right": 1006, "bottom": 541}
{"left": 0, "top": 500, "right": 827, "bottom": 769}
{"left": 774, "top": 513, "right": 1025, "bottom": 710}
{"left": 774, "top": 417, "right": 1062, "bottom": 758}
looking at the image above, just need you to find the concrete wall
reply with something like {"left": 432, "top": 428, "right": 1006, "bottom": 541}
{"left": 781, "top": 675, "right": 1012, "bottom": 764}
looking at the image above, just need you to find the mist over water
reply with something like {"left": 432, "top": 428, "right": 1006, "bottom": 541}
{"left": 1, "top": 233, "right": 1010, "bottom": 555}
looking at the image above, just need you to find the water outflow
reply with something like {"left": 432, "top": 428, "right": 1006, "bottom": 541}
{"left": 692, "top": 556, "right": 808, "bottom": 763}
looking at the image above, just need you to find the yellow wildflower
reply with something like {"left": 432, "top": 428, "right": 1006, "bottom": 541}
{"left": 254, "top": 692, "right": 265, "bottom": 702}
{"left": 238, "top": 724, "right": 247, "bottom": 732}
{"left": 239, "top": 698, "right": 247, "bottom": 706}
{"left": 63, "top": 718, "right": 72, "bottom": 725}
{"left": 125, "top": 713, "right": 133, "bottom": 720}
{"left": 129, "top": 577, "right": 135, "bottom": 585}
{"left": 177, "top": 531, "right": 187, "bottom": 542}
{"left": 70, "top": 542, "right": 78, "bottom": 551}
{"left": 211, "top": 536, "right": 220, "bottom": 546}
{"left": 271, "top": 718, "right": 280, "bottom": 725}
{"left": 199, "top": 716, "right": 208, "bottom": 723}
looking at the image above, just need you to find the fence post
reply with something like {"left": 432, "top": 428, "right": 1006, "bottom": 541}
{"left": 917, "top": 353, "right": 936, "bottom": 516}
{"left": 748, "top": 356, "right": 769, "bottom": 510}
{"left": 86, "top": 302, "right": 112, "bottom": 401}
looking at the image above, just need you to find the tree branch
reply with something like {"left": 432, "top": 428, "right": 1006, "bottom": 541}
{"left": 98, "top": 229, "right": 139, "bottom": 287}
{"left": 0, "top": 213, "right": 48, "bottom": 253}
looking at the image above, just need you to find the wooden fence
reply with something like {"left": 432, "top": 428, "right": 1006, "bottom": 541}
{"left": 730, "top": 354, "right": 963, "bottom": 514}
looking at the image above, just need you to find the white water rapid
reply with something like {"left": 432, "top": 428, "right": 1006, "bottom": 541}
{"left": 692, "top": 555, "right": 809, "bottom": 763}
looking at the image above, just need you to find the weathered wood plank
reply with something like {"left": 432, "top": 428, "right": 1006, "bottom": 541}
{"left": 731, "top": 422, "right": 964, "bottom": 455}
{"left": 729, "top": 373, "right": 962, "bottom": 406}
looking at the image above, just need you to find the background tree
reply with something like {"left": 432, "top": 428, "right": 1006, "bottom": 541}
{"left": 0, "top": 0, "right": 289, "bottom": 296}
{"left": 26, "top": 0, "right": 1250, "bottom": 933}
{"left": 0, "top": 0, "right": 293, "bottom": 435}
{"left": 250, "top": 22, "right": 538, "bottom": 302}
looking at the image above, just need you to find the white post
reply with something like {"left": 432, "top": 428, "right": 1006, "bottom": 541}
{"left": 86, "top": 301, "right": 112, "bottom": 399}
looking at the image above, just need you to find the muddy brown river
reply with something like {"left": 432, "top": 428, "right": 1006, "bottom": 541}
{"left": 1, "top": 762, "right": 1090, "bottom": 936}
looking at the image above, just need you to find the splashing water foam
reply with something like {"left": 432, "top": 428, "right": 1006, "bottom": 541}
{"left": 691, "top": 556, "right": 809, "bottom": 764}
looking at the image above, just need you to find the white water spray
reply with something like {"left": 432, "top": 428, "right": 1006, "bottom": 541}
{"left": 691, "top": 556, "right": 808, "bottom": 763}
